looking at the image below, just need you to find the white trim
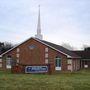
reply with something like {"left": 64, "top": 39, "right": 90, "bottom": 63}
{"left": 55, "top": 57, "right": 62, "bottom": 71}
{"left": 67, "top": 56, "right": 81, "bottom": 59}
{"left": 45, "top": 47, "right": 48, "bottom": 52}
{"left": 55, "top": 67, "right": 61, "bottom": 70}
{"left": 16, "top": 53, "right": 19, "bottom": 58}
{"left": 45, "top": 59, "right": 48, "bottom": 64}
{"left": 16, "top": 48, "right": 20, "bottom": 53}
{"left": 45, "top": 53, "right": 48, "bottom": 58}
{"left": 16, "top": 59, "right": 20, "bottom": 63}
{"left": 6, "top": 65, "right": 11, "bottom": 69}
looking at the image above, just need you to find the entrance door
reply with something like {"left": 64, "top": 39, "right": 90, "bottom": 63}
{"left": 55, "top": 56, "right": 61, "bottom": 70}
{"left": 6, "top": 55, "right": 12, "bottom": 69}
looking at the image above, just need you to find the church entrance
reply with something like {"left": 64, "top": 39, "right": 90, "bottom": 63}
{"left": 6, "top": 55, "right": 12, "bottom": 69}
{"left": 55, "top": 56, "right": 61, "bottom": 70}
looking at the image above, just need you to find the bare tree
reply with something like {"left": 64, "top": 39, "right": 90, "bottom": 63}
{"left": 81, "top": 44, "right": 89, "bottom": 50}
{"left": 61, "top": 43, "right": 74, "bottom": 50}
{"left": 84, "top": 47, "right": 90, "bottom": 51}
{"left": 0, "top": 42, "right": 14, "bottom": 54}
{"left": 4, "top": 42, "right": 13, "bottom": 48}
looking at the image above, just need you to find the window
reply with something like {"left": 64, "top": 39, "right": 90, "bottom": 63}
{"left": 6, "top": 56, "right": 12, "bottom": 69}
{"left": 55, "top": 57, "right": 61, "bottom": 67}
{"left": 55, "top": 56, "right": 61, "bottom": 70}
{"left": 16, "top": 48, "right": 20, "bottom": 53}
{"left": 45, "top": 59, "right": 48, "bottom": 64}
{"left": 68, "top": 59, "right": 72, "bottom": 64}
{"left": 45, "top": 53, "right": 48, "bottom": 58}
{"left": 6, "top": 58, "right": 12, "bottom": 66}
{"left": 45, "top": 47, "right": 48, "bottom": 52}
{"left": 29, "top": 45, "right": 36, "bottom": 50}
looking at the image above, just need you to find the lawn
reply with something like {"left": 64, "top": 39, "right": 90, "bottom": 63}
{"left": 0, "top": 70, "right": 90, "bottom": 90}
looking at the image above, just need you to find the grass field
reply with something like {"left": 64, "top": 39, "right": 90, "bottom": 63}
{"left": 0, "top": 70, "right": 90, "bottom": 90}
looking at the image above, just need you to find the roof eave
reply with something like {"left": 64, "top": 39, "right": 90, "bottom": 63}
{"left": 34, "top": 38, "right": 73, "bottom": 57}
{"left": 1, "top": 37, "right": 34, "bottom": 56}
{"left": 67, "top": 56, "right": 81, "bottom": 59}
{"left": 1, "top": 37, "right": 79, "bottom": 58}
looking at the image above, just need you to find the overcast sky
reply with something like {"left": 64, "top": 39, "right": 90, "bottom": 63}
{"left": 0, "top": 0, "right": 90, "bottom": 49}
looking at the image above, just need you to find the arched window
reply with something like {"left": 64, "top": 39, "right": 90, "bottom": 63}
{"left": 55, "top": 56, "right": 61, "bottom": 70}
{"left": 6, "top": 55, "right": 12, "bottom": 69}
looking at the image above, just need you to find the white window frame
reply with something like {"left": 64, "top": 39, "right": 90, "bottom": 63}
{"left": 16, "top": 59, "right": 19, "bottom": 63}
{"left": 55, "top": 57, "right": 62, "bottom": 71}
{"left": 68, "top": 59, "right": 72, "bottom": 64}
{"left": 6, "top": 57, "right": 12, "bottom": 69}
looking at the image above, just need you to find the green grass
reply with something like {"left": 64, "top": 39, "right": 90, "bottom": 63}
{"left": 0, "top": 69, "right": 90, "bottom": 90}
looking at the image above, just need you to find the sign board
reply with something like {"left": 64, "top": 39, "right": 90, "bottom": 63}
{"left": 25, "top": 66, "right": 48, "bottom": 73}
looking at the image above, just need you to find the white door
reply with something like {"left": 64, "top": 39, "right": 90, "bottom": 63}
{"left": 6, "top": 56, "right": 12, "bottom": 69}
{"left": 55, "top": 57, "right": 61, "bottom": 70}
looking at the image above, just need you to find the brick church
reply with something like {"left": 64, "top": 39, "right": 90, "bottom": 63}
{"left": 0, "top": 6, "right": 89, "bottom": 74}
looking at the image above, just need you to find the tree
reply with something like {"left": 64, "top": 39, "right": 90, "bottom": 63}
{"left": 0, "top": 42, "right": 4, "bottom": 54}
{"left": 0, "top": 42, "right": 14, "bottom": 54}
{"left": 81, "top": 44, "right": 89, "bottom": 50}
{"left": 84, "top": 47, "right": 90, "bottom": 51}
{"left": 61, "top": 43, "right": 74, "bottom": 50}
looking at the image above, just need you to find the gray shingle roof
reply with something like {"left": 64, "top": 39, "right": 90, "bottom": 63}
{"left": 72, "top": 51, "right": 90, "bottom": 59}
{"left": 39, "top": 39, "right": 80, "bottom": 58}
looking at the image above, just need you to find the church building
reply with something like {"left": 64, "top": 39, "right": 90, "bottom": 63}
{"left": 0, "top": 6, "right": 81, "bottom": 74}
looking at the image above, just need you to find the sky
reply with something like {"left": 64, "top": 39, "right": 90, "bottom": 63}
{"left": 0, "top": 0, "right": 90, "bottom": 49}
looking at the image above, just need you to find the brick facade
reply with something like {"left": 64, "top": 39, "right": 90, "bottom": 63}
{"left": 1, "top": 38, "right": 80, "bottom": 74}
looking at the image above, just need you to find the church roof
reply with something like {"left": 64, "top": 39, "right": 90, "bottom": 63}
{"left": 38, "top": 39, "right": 80, "bottom": 58}
{"left": 1, "top": 37, "right": 80, "bottom": 58}
{"left": 72, "top": 51, "right": 90, "bottom": 59}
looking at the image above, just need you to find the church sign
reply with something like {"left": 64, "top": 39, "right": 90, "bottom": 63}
{"left": 25, "top": 66, "right": 48, "bottom": 73}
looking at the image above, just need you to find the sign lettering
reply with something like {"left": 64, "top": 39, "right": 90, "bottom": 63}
{"left": 25, "top": 66, "right": 48, "bottom": 73}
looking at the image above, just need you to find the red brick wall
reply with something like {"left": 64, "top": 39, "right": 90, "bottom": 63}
{"left": 2, "top": 38, "right": 68, "bottom": 73}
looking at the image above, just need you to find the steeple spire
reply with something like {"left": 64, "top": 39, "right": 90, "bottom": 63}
{"left": 35, "top": 5, "right": 43, "bottom": 40}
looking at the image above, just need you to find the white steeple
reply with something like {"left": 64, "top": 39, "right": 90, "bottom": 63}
{"left": 35, "top": 5, "right": 43, "bottom": 40}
